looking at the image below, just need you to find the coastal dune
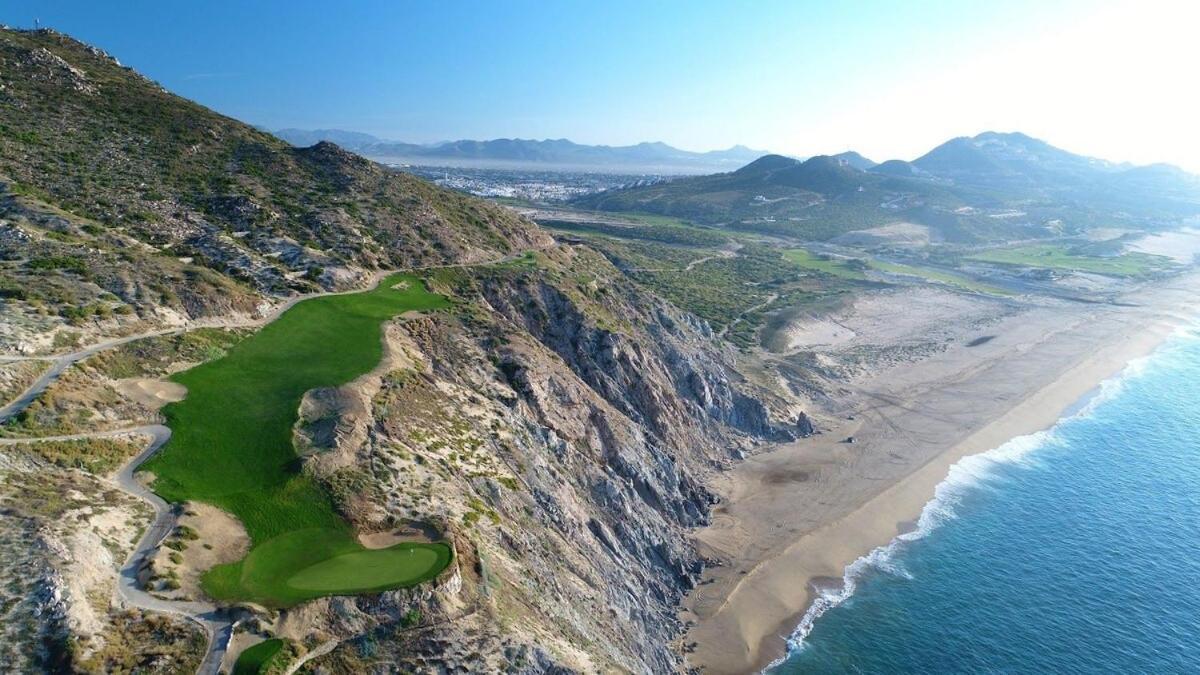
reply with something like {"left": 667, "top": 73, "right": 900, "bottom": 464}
{"left": 683, "top": 275, "right": 1200, "bottom": 673}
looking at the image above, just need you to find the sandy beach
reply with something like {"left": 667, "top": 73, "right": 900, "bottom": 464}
{"left": 682, "top": 273, "right": 1200, "bottom": 673}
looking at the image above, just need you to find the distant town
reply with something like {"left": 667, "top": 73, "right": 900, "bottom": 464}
{"left": 392, "top": 163, "right": 670, "bottom": 202}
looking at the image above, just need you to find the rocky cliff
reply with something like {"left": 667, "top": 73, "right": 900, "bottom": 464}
{"left": 255, "top": 245, "right": 795, "bottom": 672}
{"left": 0, "top": 27, "right": 803, "bottom": 674}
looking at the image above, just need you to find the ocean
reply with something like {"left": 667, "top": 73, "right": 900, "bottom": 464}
{"left": 771, "top": 328, "right": 1200, "bottom": 674}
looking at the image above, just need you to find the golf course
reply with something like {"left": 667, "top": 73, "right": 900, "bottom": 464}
{"left": 232, "top": 638, "right": 283, "bottom": 674}
{"left": 140, "top": 273, "right": 453, "bottom": 607}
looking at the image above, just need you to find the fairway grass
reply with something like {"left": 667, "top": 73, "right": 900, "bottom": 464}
{"left": 869, "top": 260, "right": 1012, "bottom": 296}
{"left": 232, "top": 639, "right": 283, "bottom": 675}
{"left": 140, "top": 273, "right": 453, "bottom": 606}
{"left": 783, "top": 248, "right": 867, "bottom": 280}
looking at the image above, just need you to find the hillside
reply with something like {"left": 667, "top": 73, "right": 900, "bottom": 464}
{"left": 274, "top": 128, "right": 773, "bottom": 173}
{"left": 0, "top": 29, "right": 546, "bottom": 307}
{"left": 0, "top": 28, "right": 797, "bottom": 674}
{"left": 573, "top": 132, "right": 1200, "bottom": 241}
{"left": 911, "top": 131, "right": 1200, "bottom": 215}
{"left": 573, "top": 153, "right": 1004, "bottom": 240}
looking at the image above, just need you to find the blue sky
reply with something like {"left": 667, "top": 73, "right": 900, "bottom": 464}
{"left": 6, "top": 1, "right": 1199, "bottom": 168}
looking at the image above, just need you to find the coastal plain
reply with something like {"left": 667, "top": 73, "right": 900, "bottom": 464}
{"left": 680, "top": 272, "right": 1200, "bottom": 672}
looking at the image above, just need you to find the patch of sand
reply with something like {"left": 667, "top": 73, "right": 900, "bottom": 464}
{"left": 1128, "top": 227, "right": 1200, "bottom": 264}
{"left": 833, "top": 222, "right": 932, "bottom": 248}
{"left": 113, "top": 378, "right": 187, "bottom": 409}
{"left": 357, "top": 522, "right": 438, "bottom": 549}
{"left": 150, "top": 501, "right": 249, "bottom": 601}
{"left": 778, "top": 287, "right": 1009, "bottom": 356}
{"left": 783, "top": 316, "right": 856, "bottom": 350}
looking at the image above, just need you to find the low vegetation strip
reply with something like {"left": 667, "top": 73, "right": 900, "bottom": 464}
{"left": 967, "top": 244, "right": 1176, "bottom": 277}
{"left": 869, "top": 260, "right": 1012, "bottom": 296}
{"left": 782, "top": 249, "right": 868, "bottom": 280}
{"left": 140, "top": 273, "right": 453, "bottom": 606}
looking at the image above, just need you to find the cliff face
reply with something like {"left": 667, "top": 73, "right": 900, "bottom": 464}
{"left": 266, "top": 245, "right": 792, "bottom": 672}
{"left": 0, "top": 27, "right": 802, "bottom": 673}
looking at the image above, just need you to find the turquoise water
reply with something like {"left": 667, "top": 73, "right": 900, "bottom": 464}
{"left": 773, "top": 330, "right": 1200, "bottom": 674}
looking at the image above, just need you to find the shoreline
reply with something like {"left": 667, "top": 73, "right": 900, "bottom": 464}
{"left": 682, "top": 275, "right": 1200, "bottom": 674}
{"left": 760, "top": 319, "right": 1176, "bottom": 671}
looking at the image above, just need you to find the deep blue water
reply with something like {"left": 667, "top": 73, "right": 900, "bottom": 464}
{"left": 772, "top": 330, "right": 1200, "bottom": 674}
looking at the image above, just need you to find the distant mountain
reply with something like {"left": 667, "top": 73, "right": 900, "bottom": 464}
{"left": 869, "top": 159, "right": 932, "bottom": 178}
{"left": 573, "top": 132, "right": 1200, "bottom": 241}
{"left": 572, "top": 153, "right": 949, "bottom": 238}
{"left": 911, "top": 131, "right": 1200, "bottom": 216}
{"left": 272, "top": 129, "right": 774, "bottom": 174}
{"left": 832, "top": 151, "right": 877, "bottom": 170}
{"left": 272, "top": 128, "right": 388, "bottom": 149}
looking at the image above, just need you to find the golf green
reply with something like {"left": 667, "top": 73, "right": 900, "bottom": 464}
{"left": 139, "top": 274, "right": 454, "bottom": 606}
{"left": 232, "top": 639, "right": 283, "bottom": 675}
{"left": 288, "top": 544, "right": 445, "bottom": 591}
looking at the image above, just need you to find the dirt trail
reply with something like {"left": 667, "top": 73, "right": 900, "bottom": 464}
{"left": 718, "top": 293, "right": 778, "bottom": 339}
{"left": 0, "top": 426, "right": 231, "bottom": 674}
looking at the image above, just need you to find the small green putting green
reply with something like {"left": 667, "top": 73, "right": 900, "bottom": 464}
{"left": 288, "top": 544, "right": 446, "bottom": 591}
{"left": 233, "top": 638, "right": 283, "bottom": 675}
{"left": 139, "top": 273, "right": 454, "bottom": 606}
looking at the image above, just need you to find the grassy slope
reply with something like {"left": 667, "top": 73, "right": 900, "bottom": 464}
{"left": 782, "top": 249, "right": 867, "bottom": 280}
{"left": 141, "top": 274, "right": 452, "bottom": 606}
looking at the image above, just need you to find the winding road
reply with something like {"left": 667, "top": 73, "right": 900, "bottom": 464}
{"left": 0, "top": 253, "right": 537, "bottom": 673}
{"left": 0, "top": 330, "right": 185, "bottom": 424}
{"left": 0, "top": 426, "right": 232, "bottom": 674}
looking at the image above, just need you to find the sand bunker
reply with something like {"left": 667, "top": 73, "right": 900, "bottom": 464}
{"left": 357, "top": 522, "right": 438, "bottom": 549}
{"left": 114, "top": 378, "right": 187, "bottom": 409}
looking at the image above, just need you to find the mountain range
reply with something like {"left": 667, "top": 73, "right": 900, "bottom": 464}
{"left": 573, "top": 132, "right": 1200, "bottom": 241}
{"left": 272, "top": 128, "right": 773, "bottom": 174}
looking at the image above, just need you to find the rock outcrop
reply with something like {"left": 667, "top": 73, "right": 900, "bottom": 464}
{"left": 274, "top": 245, "right": 799, "bottom": 672}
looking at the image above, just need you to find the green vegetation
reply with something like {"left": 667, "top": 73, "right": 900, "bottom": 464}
{"left": 232, "top": 639, "right": 284, "bottom": 675}
{"left": 606, "top": 210, "right": 702, "bottom": 228}
{"left": 8, "top": 437, "right": 143, "bottom": 474}
{"left": 565, "top": 234, "right": 718, "bottom": 272}
{"left": 869, "top": 260, "right": 1012, "bottom": 295}
{"left": 782, "top": 249, "right": 867, "bottom": 280}
{"left": 90, "top": 328, "right": 248, "bottom": 379}
{"left": 286, "top": 543, "right": 447, "bottom": 591}
{"left": 27, "top": 256, "right": 89, "bottom": 275}
{"left": 968, "top": 244, "right": 1175, "bottom": 277}
{"left": 628, "top": 245, "right": 797, "bottom": 331}
{"left": 140, "top": 274, "right": 453, "bottom": 606}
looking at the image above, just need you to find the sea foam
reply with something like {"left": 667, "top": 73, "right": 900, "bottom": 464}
{"left": 767, "top": 338, "right": 1170, "bottom": 669}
